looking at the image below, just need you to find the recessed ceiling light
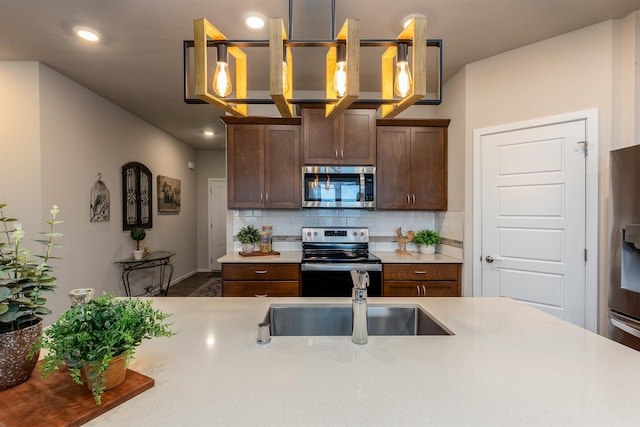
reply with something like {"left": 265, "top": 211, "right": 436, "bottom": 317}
{"left": 401, "top": 13, "right": 426, "bottom": 29}
{"left": 73, "top": 26, "right": 101, "bottom": 42}
{"left": 203, "top": 130, "right": 215, "bottom": 136}
{"left": 244, "top": 12, "right": 266, "bottom": 30}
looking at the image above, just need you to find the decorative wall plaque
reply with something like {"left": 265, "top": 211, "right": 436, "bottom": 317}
{"left": 122, "top": 162, "right": 152, "bottom": 230}
{"left": 90, "top": 173, "right": 110, "bottom": 222}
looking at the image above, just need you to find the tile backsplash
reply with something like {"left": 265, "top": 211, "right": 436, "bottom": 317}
{"left": 229, "top": 209, "right": 463, "bottom": 259}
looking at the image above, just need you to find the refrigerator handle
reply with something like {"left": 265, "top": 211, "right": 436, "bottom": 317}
{"left": 610, "top": 312, "right": 640, "bottom": 339}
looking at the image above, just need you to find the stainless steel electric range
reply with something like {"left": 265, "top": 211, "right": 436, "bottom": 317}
{"left": 300, "top": 227, "right": 382, "bottom": 297}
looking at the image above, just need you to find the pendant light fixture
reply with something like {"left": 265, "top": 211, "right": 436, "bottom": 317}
{"left": 332, "top": 42, "right": 347, "bottom": 97}
{"left": 189, "top": 4, "right": 439, "bottom": 119}
{"left": 212, "top": 44, "right": 232, "bottom": 97}
{"left": 193, "top": 17, "right": 247, "bottom": 116}
{"left": 394, "top": 42, "right": 413, "bottom": 98}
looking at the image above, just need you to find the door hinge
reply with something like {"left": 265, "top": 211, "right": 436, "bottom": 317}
{"left": 577, "top": 141, "right": 588, "bottom": 156}
{"left": 584, "top": 248, "right": 587, "bottom": 261}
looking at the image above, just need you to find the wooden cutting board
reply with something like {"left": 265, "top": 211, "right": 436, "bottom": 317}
{"left": 0, "top": 362, "right": 154, "bottom": 427}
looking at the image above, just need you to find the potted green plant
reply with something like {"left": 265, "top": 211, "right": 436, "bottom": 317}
{"left": 34, "top": 293, "right": 175, "bottom": 405}
{"left": 413, "top": 229, "right": 440, "bottom": 254}
{"left": 130, "top": 227, "right": 146, "bottom": 259}
{"left": 0, "top": 204, "right": 63, "bottom": 390}
{"left": 237, "top": 225, "right": 260, "bottom": 253}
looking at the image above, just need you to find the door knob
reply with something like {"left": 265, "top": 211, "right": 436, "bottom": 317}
{"left": 485, "top": 256, "right": 495, "bottom": 263}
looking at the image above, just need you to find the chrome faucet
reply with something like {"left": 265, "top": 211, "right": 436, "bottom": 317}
{"left": 351, "top": 270, "right": 369, "bottom": 345}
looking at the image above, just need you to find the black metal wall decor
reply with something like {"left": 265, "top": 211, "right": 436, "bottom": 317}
{"left": 122, "top": 162, "right": 152, "bottom": 230}
{"left": 90, "top": 173, "right": 110, "bottom": 222}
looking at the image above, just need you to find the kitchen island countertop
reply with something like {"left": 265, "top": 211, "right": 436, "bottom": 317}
{"left": 86, "top": 297, "right": 640, "bottom": 426}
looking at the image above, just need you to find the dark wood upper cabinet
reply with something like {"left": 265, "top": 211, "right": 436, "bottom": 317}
{"left": 302, "top": 108, "right": 376, "bottom": 165}
{"left": 376, "top": 120, "right": 449, "bottom": 210}
{"left": 226, "top": 122, "right": 300, "bottom": 209}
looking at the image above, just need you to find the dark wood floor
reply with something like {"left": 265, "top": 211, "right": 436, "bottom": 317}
{"left": 166, "top": 271, "right": 220, "bottom": 296}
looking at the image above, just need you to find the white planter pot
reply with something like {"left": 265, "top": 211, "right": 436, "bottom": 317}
{"left": 241, "top": 243, "right": 255, "bottom": 253}
{"left": 419, "top": 244, "right": 435, "bottom": 255}
{"left": 132, "top": 250, "right": 144, "bottom": 260}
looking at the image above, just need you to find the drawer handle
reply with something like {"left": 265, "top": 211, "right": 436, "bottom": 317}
{"left": 414, "top": 271, "right": 427, "bottom": 274}
{"left": 255, "top": 270, "right": 268, "bottom": 274}
{"left": 255, "top": 294, "right": 268, "bottom": 298}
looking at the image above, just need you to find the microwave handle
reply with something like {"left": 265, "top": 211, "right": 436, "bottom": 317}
{"left": 610, "top": 312, "right": 640, "bottom": 339}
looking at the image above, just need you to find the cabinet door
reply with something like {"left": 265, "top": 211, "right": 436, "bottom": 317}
{"left": 384, "top": 281, "right": 421, "bottom": 297}
{"left": 302, "top": 109, "right": 339, "bottom": 165}
{"left": 410, "top": 127, "right": 447, "bottom": 210}
{"left": 227, "top": 125, "right": 264, "bottom": 208}
{"left": 265, "top": 125, "right": 301, "bottom": 208}
{"left": 376, "top": 127, "right": 411, "bottom": 209}
{"left": 340, "top": 109, "right": 376, "bottom": 165}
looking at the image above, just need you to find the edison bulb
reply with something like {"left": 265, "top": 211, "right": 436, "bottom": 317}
{"left": 213, "top": 61, "right": 232, "bottom": 97}
{"left": 394, "top": 61, "right": 413, "bottom": 98}
{"left": 282, "top": 60, "right": 289, "bottom": 93}
{"left": 333, "top": 61, "right": 347, "bottom": 97}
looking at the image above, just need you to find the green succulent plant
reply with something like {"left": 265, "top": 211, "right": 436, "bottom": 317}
{"left": 0, "top": 204, "right": 64, "bottom": 333}
{"left": 130, "top": 227, "right": 146, "bottom": 250}
{"left": 34, "top": 293, "right": 175, "bottom": 405}
{"left": 237, "top": 225, "right": 261, "bottom": 244}
{"left": 413, "top": 229, "right": 440, "bottom": 246}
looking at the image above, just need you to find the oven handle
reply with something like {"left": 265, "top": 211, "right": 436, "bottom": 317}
{"left": 610, "top": 311, "right": 640, "bottom": 339}
{"left": 301, "top": 263, "right": 382, "bottom": 272}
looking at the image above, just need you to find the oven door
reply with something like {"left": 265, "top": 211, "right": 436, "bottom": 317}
{"left": 300, "top": 263, "right": 382, "bottom": 297}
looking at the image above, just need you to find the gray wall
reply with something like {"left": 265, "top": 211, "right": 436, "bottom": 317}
{"left": 0, "top": 61, "right": 197, "bottom": 325}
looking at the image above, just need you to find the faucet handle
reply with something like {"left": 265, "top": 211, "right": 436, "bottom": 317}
{"left": 350, "top": 270, "right": 361, "bottom": 288}
{"left": 351, "top": 270, "right": 369, "bottom": 289}
{"left": 358, "top": 270, "right": 369, "bottom": 288}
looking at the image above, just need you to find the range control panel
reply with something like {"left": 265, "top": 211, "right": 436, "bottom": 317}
{"left": 302, "top": 227, "right": 369, "bottom": 243}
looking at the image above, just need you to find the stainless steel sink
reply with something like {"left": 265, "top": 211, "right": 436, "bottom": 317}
{"left": 264, "top": 303, "right": 454, "bottom": 336}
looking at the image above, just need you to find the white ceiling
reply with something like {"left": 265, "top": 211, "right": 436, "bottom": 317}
{"left": 1, "top": 0, "right": 639, "bottom": 150}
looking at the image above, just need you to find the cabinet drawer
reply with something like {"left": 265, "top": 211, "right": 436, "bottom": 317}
{"left": 384, "top": 281, "right": 459, "bottom": 297}
{"left": 223, "top": 281, "right": 299, "bottom": 297}
{"left": 384, "top": 264, "right": 459, "bottom": 281}
{"left": 222, "top": 263, "right": 300, "bottom": 281}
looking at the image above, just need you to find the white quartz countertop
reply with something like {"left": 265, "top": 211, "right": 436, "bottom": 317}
{"left": 217, "top": 251, "right": 302, "bottom": 263}
{"left": 218, "top": 251, "right": 462, "bottom": 264}
{"left": 372, "top": 251, "right": 462, "bottom": 263}
{"left": 87, "top": 297, "right": 640, "bottom": 426}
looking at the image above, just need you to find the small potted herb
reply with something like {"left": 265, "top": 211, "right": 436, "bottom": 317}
{"left": 237, "top": 225, "right": 261, "bottom": 253}
{"left": 34, "top": 293, "right": 175, "bottom": 405}
{"left": 130, "top": 227, "right": 146, "bottom": 259}
{"left": 413, "top": 229, "right": 440, "bottom": 254}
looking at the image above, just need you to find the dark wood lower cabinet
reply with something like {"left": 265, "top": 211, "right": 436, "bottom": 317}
{"left": 222, "top": 263, "right": 300, "bottom": 297}
{"left": 383, "top": 264, "right": 461, "bottom": 297}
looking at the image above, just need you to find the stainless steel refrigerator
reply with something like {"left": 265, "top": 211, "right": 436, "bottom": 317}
{"left": 609, "top": 145, "right": 640, "bottom": 351}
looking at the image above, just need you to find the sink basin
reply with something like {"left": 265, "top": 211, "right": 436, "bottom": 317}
{"left": 264, "top": 303, "right": 454, "bottom": 336}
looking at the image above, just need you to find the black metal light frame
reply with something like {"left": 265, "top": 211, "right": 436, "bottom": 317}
{"left": 183, "top": 0, "right": 443, "bottom": 107}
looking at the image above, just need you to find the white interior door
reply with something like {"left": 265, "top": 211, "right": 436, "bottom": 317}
{"left": 209, "top": 179, "right": 227, "bottom": 270}
{"left": 480, "top": 120, "right": 587, "bottom": 327}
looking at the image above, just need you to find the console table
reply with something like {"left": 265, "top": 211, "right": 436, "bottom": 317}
{"left": 115, "top": 251, "right": 175, "bottom": 297}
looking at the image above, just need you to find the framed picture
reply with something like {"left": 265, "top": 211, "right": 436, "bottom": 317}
{"left": 157, "top": 175, "right": 181, "bottom": 213}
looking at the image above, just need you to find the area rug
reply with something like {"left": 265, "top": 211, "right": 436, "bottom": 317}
{"left": 189, "top": 278, "right": 222, "bottom": 297}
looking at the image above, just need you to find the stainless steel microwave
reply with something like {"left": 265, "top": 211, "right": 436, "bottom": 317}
{"left": 302, "top": 166, "right": 375, "bottom": 209}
